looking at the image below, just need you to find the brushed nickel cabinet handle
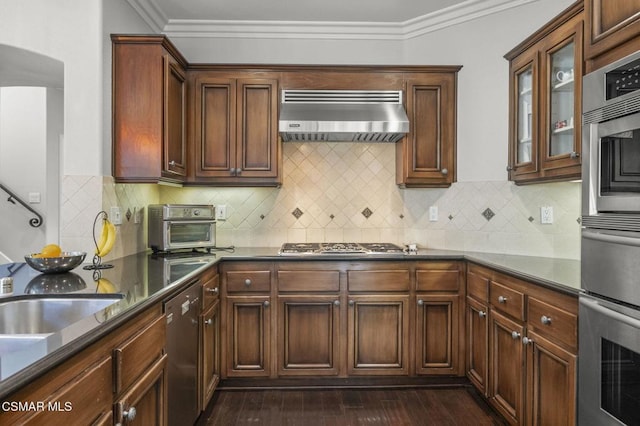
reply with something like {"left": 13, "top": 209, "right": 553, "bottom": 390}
{"left": 511, "top": 331, "right": 521, "bottom": 339}
{"left": 244, "top": 279, "right": 252, "bottom": 286}
{"left": 417, "top": 299, "right": 424, "bottom": 306}
{"left": 498, "top": 296, "right": 507, "bottom": 304}
{"left": 263, "top": 300, "right": 270, "bottom": 307}
{"left": 236, "top": 168, "right": 242, "bottom": 175}
{"left": 441, "top": 168, "right": 448, "bottom": 175}
{"left": 207, "top": 287, "right": 219, "bottom": 294}
{"left": 541, "top": 315, "right": 552, "bottom": 325}
{"left": 570, "top": 151, "right": 580, "bottom": 159}
{"left": 522, "top": 336, "right": 533, "bottom": 345}
{"left": 478, "top": 310, "right": 487, "bottom": 318}
{"left": 348, "top": 300, "right": 355, "bottom": 306}
{"left": 334, "top": 300, "right": 340, "bottom": 306}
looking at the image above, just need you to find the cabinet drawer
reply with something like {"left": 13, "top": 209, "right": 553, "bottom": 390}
{"left": 226, "top": 270, "right": 271, "bottom": 293}
{"left": 490, "top": 281, "right": 525, "bottom": 321}
{"left": 467, "top": 271, "right": 489, "bottom": 302}
{"left": 114, "top": 313, "right": 166, "bottom": 395}
{"left": 278, "top": 270, "right": 340, "bottom": 292}
{"left": 416, "top": 269, "right": 459, "bottom": 292}
{"left": 202, "top": 273, "right": 220, "bottom": 310}
{"left": 528, "top": 297, "right": 577, "bottom": 350}
{"left": 347, "top": 270, "right": 410, "bottom": 292}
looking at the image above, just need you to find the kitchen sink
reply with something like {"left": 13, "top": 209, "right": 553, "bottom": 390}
{"left": 0, "top": 295, "right": 123, "bottom": 335}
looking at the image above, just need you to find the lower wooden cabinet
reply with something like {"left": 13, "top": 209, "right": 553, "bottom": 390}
{"left": 277, "top": 295, "right": 341, "bottom": 376}
{"left": 347, "top": 295, "right": 409, "bottom": 375}
{"left": 115, "top": 354, "right": 168, "bottom": 426}
{"left": 489, "top": 309, "right": 526, "bottom": 425}
{"left": 225, "top": 295, "right": 272, "bottom": 377}
{"left": 200, "top": 299, "right": 220, "bottom": 410}
{"left": 466, "top": 263, "right": 578, "bottom": 426}
{"left": 466, "top": 296, "right": 489, "bottom": 395}
{"left": 525, "top": 330, "right": 576, "bottom": 426}
{"left": 415, "top": 294, "right": 461, "bottom": 375}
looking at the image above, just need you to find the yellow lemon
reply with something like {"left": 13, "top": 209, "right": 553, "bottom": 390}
{"left": 40, "top": 244, "right": 62, "bottom": 258}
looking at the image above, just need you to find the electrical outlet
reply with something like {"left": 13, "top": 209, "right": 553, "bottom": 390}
{"left": 429, "top": 206, "right": 439, "bottom": 222}
{"left": 540, "top": 206, "right": 554, "bottom": 224}
{"left": 134, "top": 207, "right": 142, "bottom": 224}
{"left": 110, "top": 207, "right": 122, "bottom": 225}
{"left": 216, "top": 205, "right": 227, "bottom": 221}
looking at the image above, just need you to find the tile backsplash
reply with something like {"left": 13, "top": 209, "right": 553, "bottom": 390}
{"left": 61, "top": 143, "right": 580, "bottom": 260}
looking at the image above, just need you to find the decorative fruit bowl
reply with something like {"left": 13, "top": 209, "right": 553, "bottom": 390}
{"left": 24, "top": 251, "right": 87, "bottom": 274}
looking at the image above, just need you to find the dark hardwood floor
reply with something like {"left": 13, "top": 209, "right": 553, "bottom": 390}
{"left": 197, "top": 386, "right": 505, "bottom": 425}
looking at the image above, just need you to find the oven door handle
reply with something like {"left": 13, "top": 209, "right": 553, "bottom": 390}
{"left": 582, "top": 229, "right": 640, "bottom": 248}
{"left": 581, "top": 296, "right": 640, "bottom": 329}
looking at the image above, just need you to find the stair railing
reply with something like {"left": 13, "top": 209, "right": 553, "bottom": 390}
{"left": 0, "top": 183, "right": 43, "bottom": 227}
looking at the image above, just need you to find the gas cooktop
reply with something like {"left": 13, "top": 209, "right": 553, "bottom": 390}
{"left": 279, "top": 242, "right": 405, "bottom": 256}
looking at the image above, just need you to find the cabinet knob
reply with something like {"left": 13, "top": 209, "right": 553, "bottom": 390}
{"left": 230, "top": 168, "right": 236, "bottom": 176}
{"left": 522, "top": 336, "right": 533, "bottom": 345}
{"left": 570, "top": 151, "right": 580, "bottom": 159}
{"left": 511, "top": 331, "right": 521, "bottom": 340}
{"left": 169, "top": 160, "right": 176, "bottom": 166}
{"left": 478, "top": 310, "right": 487, "bottom": 318}
{"left": 123, "top": 406, "right": 137, "bottom": 422}
{"left": 205, "top": 318, "right": 213, "bottom": 326}
{"left": 541, "top": 315, "right": 552, "bottom": 325}
{"left": 441, "top": 168, "right": 448, "bottom": 175}
{"left": 207, "top": 287, "right": 219, "bottom": 294}
{"left": 498, "top": 296, "right": 507, "bottom": 304}
{"left": 263, "top": 300, "right": 270, "bottom": 307}
{"left": 236, "top": 168, "right": 242, "bottom": 175}
{"left": 334, "top": 300, "right": 341, "bottom": 306}
{"left": 417, "top": 299, "right": 424, "bottom": 306}
{"left": 506, "top": 165, "right": 513, "bottom": 172}
{"left": 244, "top": 279, "right": 252, "bottom": 286}
{"left": 348, "top": 300, "right": 355, "bottom": 306}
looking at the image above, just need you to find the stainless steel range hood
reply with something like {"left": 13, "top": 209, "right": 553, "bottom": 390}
{"left": 279, "top": 90, "right": 409, "bottom": 142}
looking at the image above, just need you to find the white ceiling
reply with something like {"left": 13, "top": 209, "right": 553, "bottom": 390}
{"left": 126, "top": 0, "right": 538, "bottom": 39}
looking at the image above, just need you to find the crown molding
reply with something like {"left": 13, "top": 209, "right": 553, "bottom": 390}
{"left": 127, "top": 0, "right": 538, "bottom": 40}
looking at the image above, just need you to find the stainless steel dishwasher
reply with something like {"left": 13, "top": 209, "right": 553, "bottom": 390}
{"left": 165, "top": 279, "right": 200, "bottom": 426}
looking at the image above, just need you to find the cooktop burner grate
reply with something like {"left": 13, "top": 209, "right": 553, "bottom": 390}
{"left": 279, "top": 242, "right": 405, "bottom": 256}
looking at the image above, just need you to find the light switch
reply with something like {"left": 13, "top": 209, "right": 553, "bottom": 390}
{"left": 540, "top": 206, "right": 554, "bottom": 224}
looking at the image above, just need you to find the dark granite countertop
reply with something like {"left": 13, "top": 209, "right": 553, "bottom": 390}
{"left": 0, "top": 247, "right": 580, "bottom": 399}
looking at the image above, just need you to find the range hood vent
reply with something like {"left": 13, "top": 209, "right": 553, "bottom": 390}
{"left": 279, "top": 90, "right": 410, "bottom": 143}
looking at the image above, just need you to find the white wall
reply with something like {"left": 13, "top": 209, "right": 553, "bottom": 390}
{"left": 0, "top": 87, "right": 48, "bottom": 260}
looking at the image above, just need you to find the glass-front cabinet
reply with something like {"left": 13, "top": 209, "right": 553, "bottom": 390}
{"left": 505, "top": 2, "right": 583, "bottom": 184}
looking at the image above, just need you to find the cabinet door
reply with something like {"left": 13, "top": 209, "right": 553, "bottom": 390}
{"left": 194, "top": 77, "right": 237, "bottom": 178}
{"left": 525, "top": 330, "right": 577, "bottom": 426}
{"left": 415, "top": 294, "right": 461, "bottom": 375}
{"left": 226, "top": 296, "right": 272, "bottom": 377}
{"left": 115, "top": 354, "right": 168, "bottom": 426}
{"left": 398, "top": 73, "right": 457, "bottom": 187}
{"left": 200, "top": 299, "right": 220, "bottom": 411}
{"left": 163, "top": 54, "right": 187, "bottom": 178}
{"left": 540, "top": 17, "right": 582, "bottom": 177}
{"left": 236, "top": 78, "right": 279, "bottom": 180}
{"left": 466, "top": 297, "right": 489, "bottom": 395}
{"left": 585, "top": 0, "right": 640, "bottom": 60}
{"left": 489, "top": 309, "right": 525, "bottom": 425}
{"left": 277, "top": 295, "right": 341, "bottom": 376}
{"left": 347, "top": 295, "right": 409, "bottom": 375}
{"left": 508, "top": 50, "right": 539, "bottom": 180}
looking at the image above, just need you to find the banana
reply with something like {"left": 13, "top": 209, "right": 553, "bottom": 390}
{"left": 95, "top": 218, "right": 109, "bottom": 256}
{"left": 97, "top": 220, "right": 116, "bottom": 258}
{"left": 96, "top": 277, "right": 117, "bottom": 293}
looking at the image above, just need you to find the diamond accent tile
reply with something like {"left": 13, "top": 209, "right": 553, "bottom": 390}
{"left": 528, "top": 216, "right": 535, "bottom": 222}
{"left": 448, "top": 215, "right": 454, "bottom": 220}
{"left": 482, "top": 208, "right": 495, "bottom": 221}
{"left": 292, "top": 208, "right": 304, "bottom": 219}
{"left": 362, "top": 207, "right": 373, "bottom": 219}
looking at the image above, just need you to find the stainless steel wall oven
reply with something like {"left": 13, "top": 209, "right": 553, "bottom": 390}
{"left": 580, "top": 51, "right": 640, "bottom": 425}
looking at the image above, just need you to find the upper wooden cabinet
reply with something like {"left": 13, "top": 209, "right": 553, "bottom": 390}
{"left": 397, "top": 70, "right": 460, "bottom": 188}
{"left": 112, "top": 35, "right": 188, "bottom": 184}
{"left": 190, "top": 73, "right": 281, "bottom": 186}
{"left": 585, "top": 0, "right": 640, "bottom": 71}
{"left": 504, "top": 3, "right": 583, "bottom": 185}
